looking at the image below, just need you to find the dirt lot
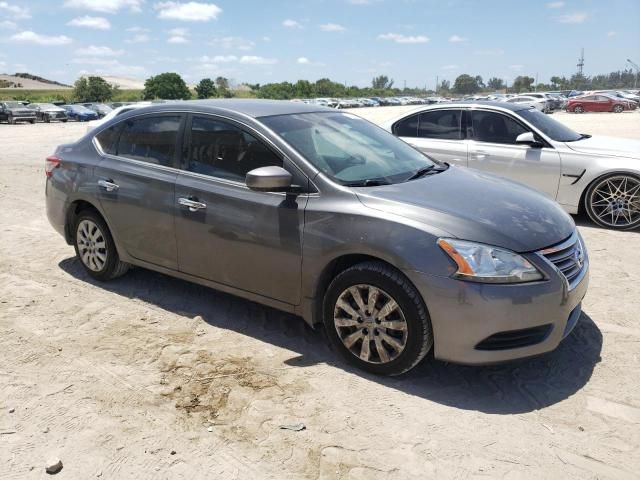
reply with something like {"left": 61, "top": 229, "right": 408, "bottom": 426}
{"left": 1, "top": 111, "right": 639, "bottom": 479}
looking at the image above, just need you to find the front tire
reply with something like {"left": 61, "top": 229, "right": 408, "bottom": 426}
{"left": 613, "top": 104, "right": 624, "bottom": 113}
{"left": 573, "top": 105, "right": 584, "bottom": 113}
{"left": 323, "top": 261, "right": 433, "bottom": 376}
{"left": 73, "top": 211, "right": 130, "bottom": 281}
{"left": 584, "top": 173, "right": 640, "bottom": 230}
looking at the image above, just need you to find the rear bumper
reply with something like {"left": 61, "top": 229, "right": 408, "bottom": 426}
{"left": 404, "top": 251, "right": 589, "bottom": 365}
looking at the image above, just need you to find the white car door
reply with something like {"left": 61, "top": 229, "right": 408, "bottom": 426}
{"left": 467, "top": 109, "right": 561, "bottom": 198}
{"left": 392, "top": 109, "right": 468, "bottom": 167}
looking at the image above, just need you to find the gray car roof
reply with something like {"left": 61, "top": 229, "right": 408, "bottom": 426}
{"left": 136, "top": 99, "right": 333, "bottom": 118}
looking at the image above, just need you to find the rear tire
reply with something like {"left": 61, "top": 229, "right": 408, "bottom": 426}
{"left": 573, "top": 105, "right": 584, "bottom": 113}
{"left": 323, "top": 261, "right": 433, "bottom": 376}
{"left": 73, "top": 210, "right": 130, "bottom": 281}
{"left": 613, "top": 104, "right": 624, "bottom": 113}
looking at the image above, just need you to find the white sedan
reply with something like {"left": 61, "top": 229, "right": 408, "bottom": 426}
{"left": 85, "top": 102, "right": 153, "bottom": 133}
{"left": 383, "top": 102, "right": 640, "bottom": 230}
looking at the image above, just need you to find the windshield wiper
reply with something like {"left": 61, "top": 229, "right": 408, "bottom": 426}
{"left": 405, "top": 163, "right": 449, "bottom": 181}
{"left": 344, "top": 178, "right": 392, "bottom": 187}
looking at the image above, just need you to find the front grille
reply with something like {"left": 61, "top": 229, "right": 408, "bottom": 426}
{"left": 540, "top": 232, "right": 586, "bottom": 289}
{"left": 475, "top": 324, "right": 552, "bottom": 351}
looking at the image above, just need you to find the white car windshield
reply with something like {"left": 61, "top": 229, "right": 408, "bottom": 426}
{"left": 518, "top": 108, "right": 583, "bottom": 142}
{"left": 261, "top": 112, "right": 439, "bottom": 186}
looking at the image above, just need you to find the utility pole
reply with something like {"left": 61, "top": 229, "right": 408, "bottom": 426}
{"left": 577, "top": 48, "right": 584, "bottom": 76}
{"left": 535, "top": 72, "right": 538, "bottom": 91}
{"left": 627, "top": 58, "right": 639, "bottom": 89}
{"left": 403, "top": 79, "right": 406, "bottom": 91}
{"left": 435, "top": 75, "right": 438, "bottom": 95}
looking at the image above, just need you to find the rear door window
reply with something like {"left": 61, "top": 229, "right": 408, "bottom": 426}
{"left": 417, "top": 110, "right": 463, "bottom": 140}
{"left": 95, "top": 124, "right": 122, "bottom": 155}
{"left": 392, "top": 114, "right": 419, "bottom": 137}
{"left": 116, "top": 115, "right": 182, "bottom": 167}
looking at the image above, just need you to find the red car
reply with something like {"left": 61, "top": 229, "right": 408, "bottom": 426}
{"left": 566, "top": 94, "right": 635, "bottom": 113}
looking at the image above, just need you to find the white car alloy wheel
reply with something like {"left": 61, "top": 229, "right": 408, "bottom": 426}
{"left": 76, "top": 219, "right": 108, "bottom": 272}
{"left": 586, "top": 174, "right": 640, "bottom": 230}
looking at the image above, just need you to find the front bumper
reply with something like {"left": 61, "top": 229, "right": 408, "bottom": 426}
{"left": 404, "top": 242, "right": 589, "bottom": 365}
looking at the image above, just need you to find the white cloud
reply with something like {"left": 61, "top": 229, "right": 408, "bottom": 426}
{"left": 262, "top": 36, "right": 271, "bottom": 42}
{"left": 441, "top": 64, "right": 458, "bottom": 70}
{"left": 320, "top": 23, "right": 346, "bottom": 32}
{"left": 449, "top": 34, "right": 467, "bottom": 43}
{"left": 509, "top": 64, "right": 524, "bottom": 71}
{"left": 378, "top": 32, "right": 429, "bottom": 44}
{"left": 168, "top": 35, "right": 188, "bottom": 43}
{"left": 154, "top": 2, "right": 222, "bottom": 21}
{"left": 297, "top": 57, "right": 310, "bottom": 64}
{"left": 0, "top": 19, "right": 17, "bottom": 29}
{"left": 126, "top": 33, "right": 149, "bottom": 43}
{"left": 76, "top": 45, "right": 123, "bottom": 56}
{"left": 67, "top": 16, "right": 111, "bottom": 30}
{"left": 10, "top": 31, "right": 73, "bottom": 46}
{"left": 126, "top": 26, "right": 149, "bottom": 32}
{"left": 63, "top": 0, "right": 144, "bottom": 14}
{"left": 607, "top": 31, "right": 616, "bottom": 37}
{"left": 71, "top": 57, "right": 119, "bottom": 65}
{"left": 557, "top": 12, "right": 588, "bottom": 23}
{"left": 0, "top": 1, "right": 30, "bottom": 19}
{"left": 209, "top": 36, "right": 254, "bottom": 51}
{"left": 239, "top": 55, "right": 277, "bottom": 65}
{"left": 282, "top": 19, "right": 302, "bottom": 28}
{"left": 546, "top": 1, "right": 564, "bottom": 8}
{"left": 199, "top": 54, "right": 237, "bottom": 63}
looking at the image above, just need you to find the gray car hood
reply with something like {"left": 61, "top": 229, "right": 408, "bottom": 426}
{"left": 355, "top": 166, "right": 574, "bottom": 253}
{"left": 565, "top": 135, "right": 640, "bottom": 160}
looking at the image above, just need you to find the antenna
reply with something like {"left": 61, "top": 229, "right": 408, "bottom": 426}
{"left": 577, "top": 48, "right": 584, "bottom": 75}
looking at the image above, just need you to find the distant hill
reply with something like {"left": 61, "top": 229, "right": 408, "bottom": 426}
{"left": 92, "top": 76, "right": 145, "bottom": 90}
{"left": 0, "top": 73, "right": 72, "bottom": 89}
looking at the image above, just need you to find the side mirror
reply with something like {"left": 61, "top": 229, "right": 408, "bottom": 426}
{"left": 246, "top": 166, "right": 293, "bottom": 192}
{"left": 515, "top": 132, "right": 543, "bottom": 148}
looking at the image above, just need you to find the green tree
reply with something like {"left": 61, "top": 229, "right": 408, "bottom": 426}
{"left": 293, "top": 79, "right": 313, "bottom": 98}
{"left": 453, "top": 74, "right": 480, "bottom": 94}
{"left": 371, "top": 75, "right": 394, "bottom": 89}
{"left": 487, "top": 77, "right": 505, "bottom": 90}
{"left": 142, "top": 72, "right": 191, "bottom": 100}
{"left": 73, "top": 76, "right": 116, "bottom": 102}
{"left": 437, "top": 79, "right": 451, "bottom": 93}
{"left": 195, "top": 78, "right": 217, "bottom": 99}
{"left": 215, "top": 76, "right": 229, "bottom": 90}
{"left": 474, "top": 75, "right": 485, "bottom": 89}
{"left": 511, "top": 75, "right": 535, "bottom": 93}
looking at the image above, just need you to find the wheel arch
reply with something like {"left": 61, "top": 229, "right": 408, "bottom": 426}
{"left": 310, "top": 254, "right": 412, "bottom": 327}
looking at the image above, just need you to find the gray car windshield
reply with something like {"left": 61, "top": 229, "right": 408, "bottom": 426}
{"left": 519, "top": 108, "right": 582, "bottom": 142}
{"left": 260, "top": 111, "right": 436, "bottom": 185}
{"left": 4, "top": 101, "right": 23, "bottom": 108}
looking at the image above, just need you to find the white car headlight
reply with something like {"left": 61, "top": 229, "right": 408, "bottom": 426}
{"left": 437, "top": 238, "right": 544, "bottom": 284}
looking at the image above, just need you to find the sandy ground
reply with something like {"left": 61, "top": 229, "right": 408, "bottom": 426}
{"left": 1, "top": 111, "right": 639, "bottom": 479}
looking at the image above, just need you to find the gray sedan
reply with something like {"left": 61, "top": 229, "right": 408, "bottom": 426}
{"left": 45, "top": 100, "right": 588, "bottom": 375}
{"left": 384, "top": 102, "right": 640, "bottom": 230}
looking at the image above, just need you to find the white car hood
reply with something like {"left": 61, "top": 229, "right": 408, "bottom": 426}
{"left": 565, "top": 135, "right": 640, "bottom": 160}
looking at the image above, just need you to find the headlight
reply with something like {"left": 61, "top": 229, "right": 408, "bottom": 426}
{"left": 437, "top": 238, "right": 543, "bottom": 284}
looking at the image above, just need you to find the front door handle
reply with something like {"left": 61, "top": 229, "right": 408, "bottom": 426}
{"left": 98, "top": 179, "right": 119, "bottom": 192}
{"left": 178, "top": 197, "right": 207, "bottom": 212}
{"left": 472, "top": 151, "right": 489, "bottom": 160}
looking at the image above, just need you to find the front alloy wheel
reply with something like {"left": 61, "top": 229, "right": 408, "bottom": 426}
{"left": 334, "top": 285, "right": 408, "bottom": 364}
{"left": 323, "top": 261, "right": 433, "bottom": 375}
{"left": 585, "top": 174, "right": 640, "bottom": 230}
{"left": 613, "top": 104, "right": 624, "bottom": 113}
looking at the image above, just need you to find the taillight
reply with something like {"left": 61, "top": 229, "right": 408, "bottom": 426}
{"left": 45, "top": 155, "right": 61, "bottom": 178}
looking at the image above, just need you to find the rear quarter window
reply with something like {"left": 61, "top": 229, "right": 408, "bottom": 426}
{"left": 95, "top": 124, "right": 121, "bottom": 155}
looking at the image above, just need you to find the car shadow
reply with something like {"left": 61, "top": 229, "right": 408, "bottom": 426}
{"left": 572, "top": 213, "right": 639, "bottom": 233}
{"left": 59, "top": 256, "right": 602, "bottom": 415}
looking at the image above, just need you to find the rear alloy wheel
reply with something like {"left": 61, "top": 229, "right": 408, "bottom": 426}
{"left": 323, "top": 261, "right": 433, "bottom": 375}
{"left": 573, "top": 105, "right": 584, "bottom": 113}
{"left": 613, "top": 104, "right": 624, "bottom": 113}
{"left": 585, "top": 174, "right": 640, "bottom": 230}
{"left": 74, "top": 211, "right": 129, "bottom": 280}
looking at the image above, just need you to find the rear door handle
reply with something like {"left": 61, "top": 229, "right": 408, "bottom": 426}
{"left": 472, "top": 151, "right": 489, "bottom": 160}
{"left": 98, "top": 179, "right": 119, "bottom": 192}
{"left": 178, "top": 197, "right": 207, "bottom": 212}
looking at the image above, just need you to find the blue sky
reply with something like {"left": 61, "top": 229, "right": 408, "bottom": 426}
{"left": 0, "top": 0, "right": 638, "bottom": 88}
